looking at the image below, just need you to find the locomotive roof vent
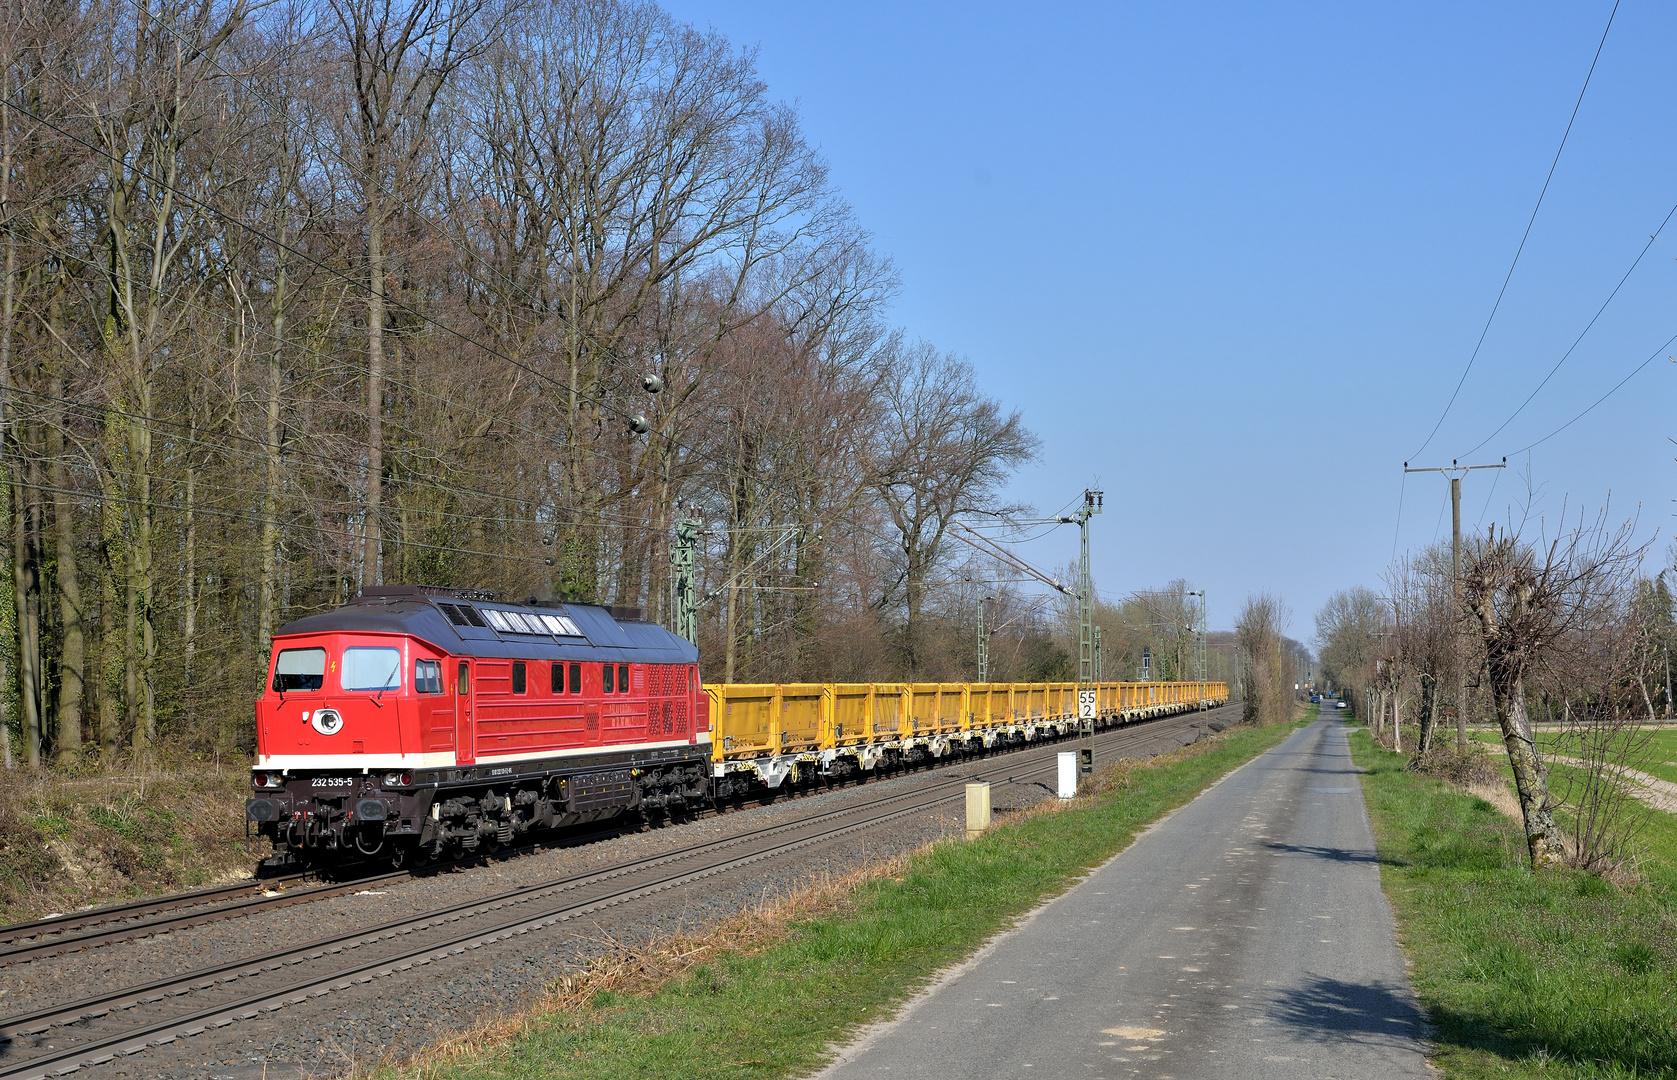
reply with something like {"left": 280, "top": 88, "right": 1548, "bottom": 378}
{"left": 363, "top": 584, "right": 498, "bottom": 601}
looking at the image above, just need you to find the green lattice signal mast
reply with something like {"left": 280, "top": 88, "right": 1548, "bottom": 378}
{"left": 1072, "top": 489, "right": 1102, "bottom": 775}
{"left": 671, "top": 518, "right": 700, "bottom": 644}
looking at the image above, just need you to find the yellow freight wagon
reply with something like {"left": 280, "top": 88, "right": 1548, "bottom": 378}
{"left": 706, "top": 679, "right": 1228, "bottom": 797}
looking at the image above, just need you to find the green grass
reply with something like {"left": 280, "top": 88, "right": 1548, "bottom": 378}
{"left": 1464, "top": 727, "right": 1677, "bottom": 890}
{"left": 1639, "top": 729, "right": 1677, "bottom": 786}
{"left": 394, "top": 715, "right": 1311, "bottom": 1080}
{"left": 1351, "top": 728, "right": 1677, "bottom": 1079}
{"left": 1468, "top": 726, "right": 1677, "bottom": 787}
{"left": 0, "top": 763, "right": 259, "bottom": 920}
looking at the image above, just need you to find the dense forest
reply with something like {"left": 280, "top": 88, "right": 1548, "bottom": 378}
{"left": 0, "top": 0, "right": 1254, "bottom": 768}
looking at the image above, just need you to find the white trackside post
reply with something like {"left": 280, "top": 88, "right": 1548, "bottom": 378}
{"left": 1057, "top": 751, "right": 1078, "bottom": 799}
{"left": 966, "top": 782, "right": 992, "bottom": 839}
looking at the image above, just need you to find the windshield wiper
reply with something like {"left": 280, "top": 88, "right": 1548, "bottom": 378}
{"left": 373, "top": 660, "right": 400, "bottom": 707}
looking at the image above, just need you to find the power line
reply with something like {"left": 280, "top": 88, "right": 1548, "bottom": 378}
{"left": 1474, "top": 464, "right": 1504, "bottom": 528}
{"left": 1391, "top": 471, "right": 1408, "bottom": 562}
{"left": 1512, "top": 338, "right": 1677, "bottom": 456}
{"left": 1409, "top": 0, "right": 1619, "bottom": 461}
{"left": 1462, "top": 197, "right": 1677, "bottom": 458}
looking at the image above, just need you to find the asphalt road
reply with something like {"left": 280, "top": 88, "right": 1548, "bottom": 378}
{"left": 816, "top": 718, "right": 1431, "bottom": 1080}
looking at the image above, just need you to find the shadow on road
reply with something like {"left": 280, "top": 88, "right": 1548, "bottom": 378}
{"left": 1263, "top": 840, "right": 1382, "bottom": 864}
{"left": 1269, "top": 975, "right": 1423, "bottom": 1046}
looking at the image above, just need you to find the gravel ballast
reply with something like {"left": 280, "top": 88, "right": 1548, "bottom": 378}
{"left": 2, "top": 706, "right": 1241, "bottom": 1080}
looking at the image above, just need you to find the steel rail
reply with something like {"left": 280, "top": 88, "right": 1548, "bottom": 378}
{"left": 0, "top": 874, "right": 313, "bottom": 946}
{"left": 0, "top": 711, "right": 1226, "bottom": 1079}
{"left": 0, "top": 873, "right": 408, "bottom": 968}
{"left": 0, "top": 815, "right": 651, "bottom": 967}
{"left": 3, "top": 710, "right": 1209, "bottom": 1035}
{"left": 0, "top": 702, "right": 1225, "bottom": 964}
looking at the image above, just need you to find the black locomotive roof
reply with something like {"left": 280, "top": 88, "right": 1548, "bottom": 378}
{"left": 272, "top": 586, "right": 699, "bottom": 665}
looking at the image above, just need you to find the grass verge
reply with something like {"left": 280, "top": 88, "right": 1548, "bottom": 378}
{"left": 0, "top": 757, "right": 260, "bottom": 923}
{"left": 1350, "top": 726, "right": 1677, "bottom": 1079}
{"left": 376, "top": 713, "right": 1311, "bottom": 1080}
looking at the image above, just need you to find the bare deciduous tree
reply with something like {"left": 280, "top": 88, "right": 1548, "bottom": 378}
{"left": 1461, "top": 514, "right": 1647, "bottom": 870}
{"left": 872, "top": 342, "right": 1037, "bottom": 675}
{"left": 0, "top": 0, "right": 1045, "bottom": 765}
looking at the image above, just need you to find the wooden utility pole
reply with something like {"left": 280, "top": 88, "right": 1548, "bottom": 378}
{"left": 1404, "top": 458, "right": 1505, "bottom": 749}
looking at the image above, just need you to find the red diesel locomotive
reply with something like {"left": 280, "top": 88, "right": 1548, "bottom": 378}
{"left": 245, "top": 585, "right": 710, "bottom": 866}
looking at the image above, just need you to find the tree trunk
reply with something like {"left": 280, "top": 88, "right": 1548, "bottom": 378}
{"left": 12, "top": 452, "right": 41, "bottom": 766}
{"left": 258, "top": 258, "right": 286, "bottom": 658}
{"left": 1496, "top": 676, "right": 1565, "bottom": 868}
{"left": 0, "top": 72, "right": 14, "bottom": 770}
{"left": 182, "top": 453, "right": 197, "bottom": 694}
{"left": 0, "top": 655, "right": 10, "bottom": 769}
{"left": 723, "top": 531, "right": 741, "bottom": 683}
{"left": 125, "top": 402, "right": 156, "bottom": 752}
{"left": 96, "top": 523, "right": 119, "bottom": 754}
{"left": 1414, "top": 673, "right": 1435, "bottom": 757}
{"left": 48, "top": 370, "right": 83, "bottom": 757}
{"left": 362, "top": 196, "right": 385, "bottom": 591}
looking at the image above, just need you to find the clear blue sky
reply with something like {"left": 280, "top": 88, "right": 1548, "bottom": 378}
{"left": 662, "top": 0, "right": 1673, "bottom": 639}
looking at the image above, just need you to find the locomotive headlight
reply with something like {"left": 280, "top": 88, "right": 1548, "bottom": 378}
{"left": 253, "top": 772, "right": 283, "bottom": 789}
{"left": 382, "top": 771, "right": 415, "bottom": 788}
{"left": 310, "top": 709, "right": 344, "bottom": 736}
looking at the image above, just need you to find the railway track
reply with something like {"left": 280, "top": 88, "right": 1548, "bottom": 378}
{"left": 0, "top": 707, "right": 1230, "bottom": 1080}
{"left": 0, "top": 817, "right": 653, "bottom": 967}
{"left": 0, "top": 873, "right": 401, "bottom": 969}
{"left": 0, "top": 874, "right": 314, "bottom": 949}
{"left": 0, "top": 706, "right": 1224, "bottom": 965}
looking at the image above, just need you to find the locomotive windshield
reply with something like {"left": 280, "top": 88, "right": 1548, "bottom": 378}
{"left": 343, "top": 646, "right": 403, "bottom": 691}
{"left": 272, "top": 647, "right": 326, "bottom": 692}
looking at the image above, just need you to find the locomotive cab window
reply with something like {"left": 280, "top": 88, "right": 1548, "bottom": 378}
{"left": 618, "top": 665, "right": 630, "bottom": 693}
{"left": 415, "top": 659, "right": 443, "bottom": 694}
{"left": 457, "top": 661, "right": 469, "bottom": 695}
{"left": 512, "top": 661, "right": 527, "bottom": 694}
{"left": 272, "top": 648, "right": 326, "bottom": 693}
{"left": 342, "top": 647, "right": 402, "bottom": 692}
{"left": 602, "top": 663, "right": 614, "bottom": 694}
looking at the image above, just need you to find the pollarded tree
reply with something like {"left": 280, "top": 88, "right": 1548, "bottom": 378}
{"left": 1462, "top": 516, "right": 1646, "bottom": 869}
